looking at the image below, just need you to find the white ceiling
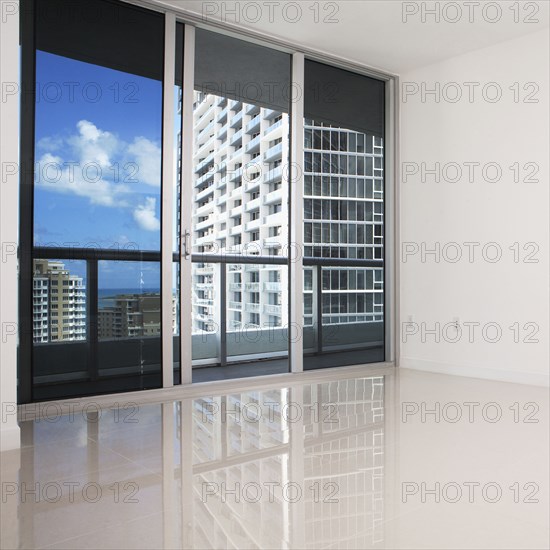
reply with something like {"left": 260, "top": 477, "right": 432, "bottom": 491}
{"left": 155, "top": 0, "right": 549, "bottom": 74}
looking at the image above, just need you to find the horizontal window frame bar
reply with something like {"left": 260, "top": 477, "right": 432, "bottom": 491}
{"left": 32, "top": 248, "right": 384, "bottom": 269}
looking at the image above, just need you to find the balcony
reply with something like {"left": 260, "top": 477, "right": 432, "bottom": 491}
{"left": 229, "top": 99, "right": 243, "bottom": 111}
{"left": 229, "top": 128, "right": 243, "bottom": 147}
{"left": 196, "top": 218, "right": 214, "bottom": 231}
{"left": 31, "top": 248, "right": 384, "bottom": 386}
{"left": 263, "top": 108, "right": 280, "bottom": 120}
{"left": 196, "top": 201, "right": 214, "bottom": 216}
{"left": 197, "top": 119, "right": 215, "bottom": 141}
{"left": 230, "top": 204, "right": 243, "bottom": 217}
{"left": 215, "top": 194, "right": 227, "bottom": 206}
{"left": 263, "top": 165, "right": 283, "bottom": 184}
{"left": 264, "top": 118, "right": 283, "bottom": 137}
{"left": 229, "top": 166, "right": 243, "bottom": 182}
{"left": 245, "top": 218, "right": 262, "bottom": 232}
{"left": 263, "top": 188, "right": 283, "bottom": 205}
{"left": 216, "top": 106, "right": 228, "bottom": 123}
{"left": 195, "top": 152, "right": 215, "bottom": 174}
{"left": 244, "top": 197, "right": 261, "bottom": 212}
{"left": 264, "top": 304, "right": 282, "bottom": 315}
{"left": 264, "top": 282, "right": 282, "bottom": 291}
{"left": 264, "top": 211, "right": 285, "bottom": 226}
{"left": 230, "top": 110, "right": 243, "bottom": 128}
{"left": 264, "top": 142, "right": 283, "bottom": 163}
{"left": 245, "top": 103, "right": 260, "bottom": 116}
{"left": 246, "top": 114, "right": 261, "bottom": 134}
{"left": 196, "top": 183, "right": 214, "bottom": 201}
{"left": 245, "top": 134, "right": 261, "bottom": 154}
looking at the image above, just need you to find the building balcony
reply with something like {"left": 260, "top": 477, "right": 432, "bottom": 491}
{"left": 230, "top": 110, "right": 243, "bottom": 128}
{"left": 229, "top": 99, "right": 243, "bottom": 111}
{"left": 264, "top": 304, "right": 282, "bottom": 315}
{"left": 243, "top": 282, "right": 260, "bottom": 292}
{"left": 264, "top": 282, "right": 282, "bottom": 291}
{"left": 244, "top": 176, "right": 260, "bottom": 193}
{"left": 245, "top": 103, "right": 260, "bottom": 116}
{"left": 196, "top": 182, "right": 214, "bottom": 200}
{"left": 195, "top": 152, "right": 215, "bottom": 174}
{"left": 216, "top": 106, "right": 228, "bottom": 123}
{"left": 196, "top": 201, "right": 214, "bottom": 216}
{"left": 245, "top": 303, "right": 260, "bottom": 313}
{"left": 263, "top": 108, "right": 280, "bottom": 120}
{"left": 246, "top": 114, "right": 261, "bottom": 134}
{"left": 263, "top": 118, "right": 283, "bottom": 137}
{"left": 230, "top": 204, "right": 243, "bottom": 218}
{"left": 228, "top": 283, "right": 242, "bottom": 291}
{"left": 229, "top": 128, "right": 243, "bottom": 147}
{"left": 263, "top": 188, "right": 283, "bottom": 205}
{"left": 229, "top": 166, "right": 243, "bottom": 182}
{"left": 196, "top": 218, "right": 214, "bottom": 231}
{"left": 230, "top": 224, "right": 243, "bottom": 236}
{"left": 264, "top": 211, "right": 285, "bottom": 226}
{"left": 228, "top": 301, "right": 242, "bottom": 310}
{"left": 263, "top": 165, "right": 283, "bottom": 184}
{"left": 245, "top": 218, "right": 262, "bottom": 232}
{"left": 263, "top": 142, "right": 283, "bottom": 163}
{"left": 245, "top": 134, "right": 261, "bottom": 154}
{"left": 215, "top": 193, "right": 227, "bottom": 206}
{"left": 244, "top": 197, "right": 261, "bottom": 212}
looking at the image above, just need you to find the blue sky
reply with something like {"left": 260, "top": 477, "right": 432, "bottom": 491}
{"left": 34, "top": 51, "right": 163, "bottom": 251}
{"left": 34, "top": 51, "right": 166, "bottom": 288}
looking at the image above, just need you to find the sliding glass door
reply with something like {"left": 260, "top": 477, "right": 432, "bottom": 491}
{"left": 302, "top": 61, "right": 386, "bottom": 369}
{"left": 19, "top": 0, "right": 390, "bottom": 402}
{"left": 187, "top": 29, "right": 292, "bottom": 382}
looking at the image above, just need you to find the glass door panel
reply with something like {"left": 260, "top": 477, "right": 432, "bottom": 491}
{"left": 189, "top": 29, "right": 291, "bottom": 382}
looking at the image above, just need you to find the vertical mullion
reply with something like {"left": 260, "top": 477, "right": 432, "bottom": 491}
{"left": 220, "top": 263, "right": 227, "bottom": 367}
{"left": 179, "top": 25, "right": 196, "bottom": 384}
{"left": 316, "top": 266, "right": 323, "bottom": 354}
{"left": 289, "top": 53, "right": 304, "bottom": 373}
{"left": 384, "top": 77, "right": 396, "bottom": 364}
{"left": 162, "top": 12, "right": 176, "bottom": 388}
{"left": 88, "top": 259, "right": 98, "bottom": 381}
{"left": 17, "top": 0, "right": 36, "bottom": 404}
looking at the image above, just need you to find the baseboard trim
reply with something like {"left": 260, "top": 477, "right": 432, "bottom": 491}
{"left": 399, "top": 357, "right": 550, "bottom": 387}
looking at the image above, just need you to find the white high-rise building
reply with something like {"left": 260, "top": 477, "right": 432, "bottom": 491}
{"left": 191, "top": 94, "right": 384, "bottom": 336}
{"left": 33, "top": 260, "right": 86, "bottom": 343}
{"left": 192, "top": 93, "right": 290, "bottom": 334}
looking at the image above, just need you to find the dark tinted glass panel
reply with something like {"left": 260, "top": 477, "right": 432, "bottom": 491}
{"left": 303, "top": 61, "right": 385, "bottom": 370}
{"left": 28, "top": 0, "right": 164, "bottom": 400}
{"left": 33, "top": 0, "right": 163, "bottom": 250}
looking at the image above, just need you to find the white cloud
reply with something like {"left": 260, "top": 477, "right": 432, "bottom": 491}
{"left": 127, "top": 136, "right": 162, "bottom": 186}
{"left": 133, "top": 197, "right": 160, "bottom": 231}
{"left": 35, "top": 120, "right": 162, "bottom": 212}
{"left": 37, "top": 136, "right": 62, "bottom": 152}
{"left": 36, "top": 152, "right": 127, "bottom": 207}
{"left": 67, "top": 120, "right": 118, "bottom": 168}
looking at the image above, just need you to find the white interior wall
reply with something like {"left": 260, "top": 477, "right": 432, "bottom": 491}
{"left": 0, "top": 0, "right": 21, "bottom": 451}
{"left": 399, "top": 29, "right": 550, "bottom": 386}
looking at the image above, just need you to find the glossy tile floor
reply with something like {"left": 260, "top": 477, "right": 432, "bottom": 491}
{"left": 1, "top": 369, "right": 548, "bottom": 549}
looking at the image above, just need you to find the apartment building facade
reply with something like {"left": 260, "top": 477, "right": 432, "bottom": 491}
{"left": 190, "top": 94, "right": 384, "bottom": 336}
{"left": 32, "top": 259, "right": 86, "bottom": 343}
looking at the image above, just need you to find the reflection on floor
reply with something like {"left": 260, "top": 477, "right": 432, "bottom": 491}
{"left": 1, "top": 369, "right": 548, "bottom": 549}
{"left": 192, "top": 347, "right": 385, "bottom": 382}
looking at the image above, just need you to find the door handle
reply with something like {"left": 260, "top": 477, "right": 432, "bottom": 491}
{"left": 183, "top": 229, "right": 191, "bottom": 259}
